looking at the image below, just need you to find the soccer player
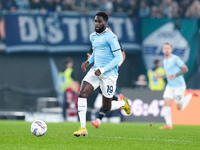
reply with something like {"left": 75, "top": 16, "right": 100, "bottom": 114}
{"left": 73, "top": 11, "right": 131, "bottom": 137}
{"left": 88, "top": 26, "right": 126, "bottom": 128}
{"left": 156, "top": 43, "right": 198, "bottom": 129}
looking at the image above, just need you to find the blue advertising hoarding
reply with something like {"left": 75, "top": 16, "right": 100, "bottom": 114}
{"left": 4, "top": 13, "right": 140, "bottom": 53}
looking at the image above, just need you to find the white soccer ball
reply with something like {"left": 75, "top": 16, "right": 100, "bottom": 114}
{"left": 31, "top": 120, "right": 47, "bottom": 136}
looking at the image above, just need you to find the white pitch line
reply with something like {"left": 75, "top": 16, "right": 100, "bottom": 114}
{"left": 89, "top": 135, "right": 200, "bottom": 144}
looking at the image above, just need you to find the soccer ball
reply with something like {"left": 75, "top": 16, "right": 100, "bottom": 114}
{"left": 31, "top": 120, "right": 47, "bottom": 136}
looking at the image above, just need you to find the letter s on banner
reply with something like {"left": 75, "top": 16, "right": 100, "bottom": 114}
{"left": 46, "top": 17, "right": 63, "bottom": 44}
{"left": 62, "top": 18, "right": 79, "bottom": 42}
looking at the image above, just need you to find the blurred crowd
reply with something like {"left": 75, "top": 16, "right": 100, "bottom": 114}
{"left": 1, "top": 0, "right": 200, "bottom": 19}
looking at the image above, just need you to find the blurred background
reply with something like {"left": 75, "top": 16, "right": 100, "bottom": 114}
{"left": 0, "top": 0, "right": 199, "bottom": 124}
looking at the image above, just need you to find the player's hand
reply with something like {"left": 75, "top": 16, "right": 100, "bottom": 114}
{"left": 154, "top": 73, "right": 160, "bottom": 79}
{"left": 168, "top": 74, "right": 176, "bottom": 79}
{"left": 94, "top": 69, "right": 101, "bottom": 76}
{"left": 81, "top": 61, "right": 89, "bottom": 72}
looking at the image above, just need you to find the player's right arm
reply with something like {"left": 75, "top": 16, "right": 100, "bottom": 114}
{"left": 168, "top": 57, "right": 188, "bottom": 79}
{"left": 82, "top": 33, "right": 95, "bottom": 72}
{"left": 81, "top": 52, "right": 94, "bottom": 72}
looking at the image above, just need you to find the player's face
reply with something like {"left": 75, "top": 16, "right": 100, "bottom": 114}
{"left": 94, "top": 16, "right": 106, "bottom": 33}
{"left": 162, "top": 44, "right": 173, "bottom": 56}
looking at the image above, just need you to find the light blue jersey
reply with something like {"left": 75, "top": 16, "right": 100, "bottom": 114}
{"left": 163, "top": 54, "right": 185, "bottom": 87}
{"left": 88, "top": 29, "right": 123, "bottom": 76}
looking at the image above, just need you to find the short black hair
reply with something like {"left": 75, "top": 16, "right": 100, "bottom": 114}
{"left": 154, "top": 58, "right": 161, "bottom": 65}
{"left": 64, "top": 57, "right": 73, "bottom": 65}
{"left": 95, "top": 11, "right": 109, "bottom": 22}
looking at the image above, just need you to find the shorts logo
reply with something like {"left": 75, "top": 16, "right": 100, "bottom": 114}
{"left": 107, "top": 85, "right": 113, "bottom": 95}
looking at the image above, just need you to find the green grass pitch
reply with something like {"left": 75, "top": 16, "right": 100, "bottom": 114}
{"left": 0, "top": 120, "right": 200, "bottom": 150}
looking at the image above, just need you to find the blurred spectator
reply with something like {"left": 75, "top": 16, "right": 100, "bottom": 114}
{"left": 178, "top": 0, "right": 190, "bottom": 18}
{"left": 15, "top": 0, "right": 30, "bottom": 10}
{"left": 89, "top": 0, "right": 100, "bottom": 13}
{"left": 147, "top": 57, "right": 166, "bottom": 91}
{"left": 100, "top": 0, "right": 113, "bottom": 15}
{"left": 42, "top": 0, "right": 55, "bottom": 12}
{"left": 60, "top": 57, "right": 80, "bottom": 121}
{"left": 113, "top": 0, "right": 125, "bottom": 13}
{"left": 0, "top": 0, "right": 197, "bottom": 20}
{"left": 0, "top": 17, "right": 5, "bottom": 41}
{"left": 158, "top": 0, "right": 173, "bottom": 17}
{"left": 62, "top": 0, "right": 75, "bottom": 11}
{"left": 168, "top": 0, "right": 179, "bottom": 18}
{"left": 54, "top": 0, "right": 62, "bottom": 12}
{"left": 75, "top": 0, "right": 90, "bottom": 14}
{"left": 139, "top": 0, "right": 150, "bottom": 18}
{"left": 149, "top": 0, "right": 160, "bottom": 6}
{"left": 1, "top": 0, "right": 17, "bottom": 12}
{"left": 126, "top": 0, "right": 138, "bottom": 19}
{"left": 150, "top": 5, "right": 162, "bottom": 18}
{"left": 30, "top": 0, "right": 43, "bottom": 10}
{"left": 133, "top": 74, "right": 148, "bottom": 90}
{"left": 185, "top": 0, "right": 200, "bottom": 18}
{"left": 159, "top": 0, "right": 179, "bottom": 18}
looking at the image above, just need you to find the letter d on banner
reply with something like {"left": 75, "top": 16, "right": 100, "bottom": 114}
{"left": 18, "top": 16, "right": 38, "bottom": 42}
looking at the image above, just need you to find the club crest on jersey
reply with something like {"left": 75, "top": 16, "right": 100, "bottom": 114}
{"left": 101, "top": 38, "right": 104, "bottom": 42}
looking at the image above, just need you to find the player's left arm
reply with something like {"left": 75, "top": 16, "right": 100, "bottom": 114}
{"left": 118, "top": 49, "right": 126, "bottom": 67}
{"left": 94, "top": 35, "right": 123, "bottom": 76}
{"left": 95, "top": 50, "right": 122, "bottom": 76}
{"left": 176, "top": 64, "right": 188, "bottom": 76}
{"left": 101, "top": 35, "right": 123, "bottom": 72}
{"left": 104, "top": 49, "right": 123, "bottom": 71}
{"left": 169, "top": 57, "right": 188, "bottom": 79}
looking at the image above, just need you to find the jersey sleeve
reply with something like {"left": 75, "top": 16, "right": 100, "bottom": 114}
{"left": 89, "top": 34, "right": 93, "bottom": 43}
{"left": 88, "top": 34, "right": 94, "bottom": 65}
{"left": 176, "top": 56, "right": 184, "bottom": 67}
{"left": 103, "top": 48, "right": 123, "bottom": 72}
{"left": 89, "top": 33, "right": 94, "bottom": 50}
{"left": 101, "top": 34, "right": 122, "bottom": 72}
{"left": 87, "top": 51, "right": 94, "bottom": 65}
{"left": 107, "top": 34, "right": 121, "bottom": 52}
